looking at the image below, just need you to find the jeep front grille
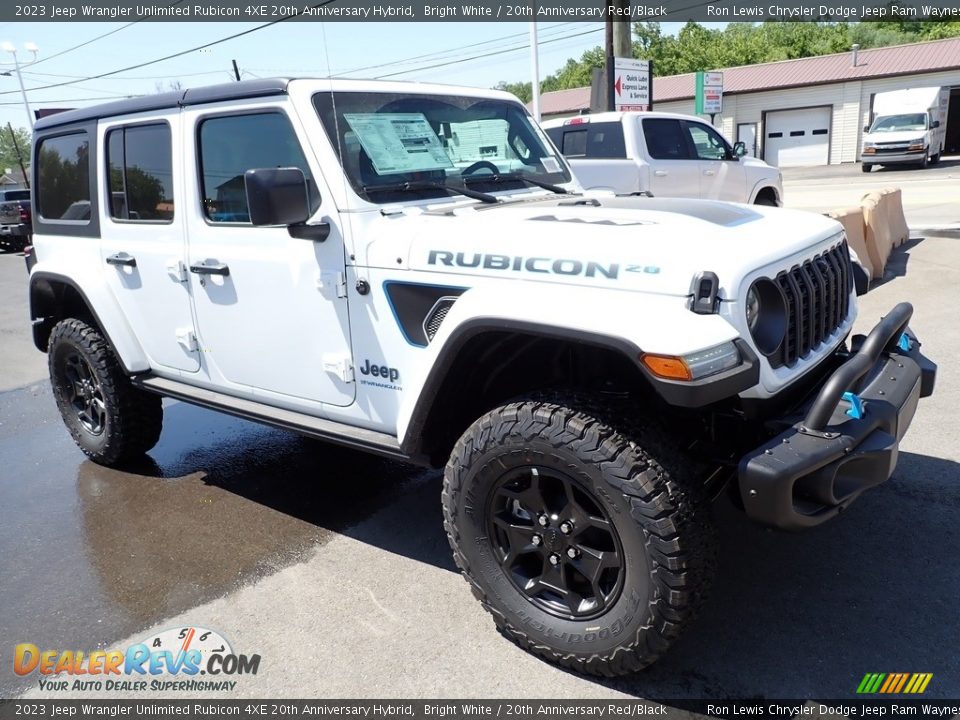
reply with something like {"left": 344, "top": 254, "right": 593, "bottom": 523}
{"left": 771, "top": 241, "right": 853, "bottom": 369}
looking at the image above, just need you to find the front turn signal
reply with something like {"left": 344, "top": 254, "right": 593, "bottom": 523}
{"left": 641, "top": 354, "right": 693, "bottom": 381}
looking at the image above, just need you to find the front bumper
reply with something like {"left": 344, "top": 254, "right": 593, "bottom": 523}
{"left": 739, "top": 302, "right": 936, "bottom": 530}
{"left": 862, "top": 149, "right": 926, "bottom": 165}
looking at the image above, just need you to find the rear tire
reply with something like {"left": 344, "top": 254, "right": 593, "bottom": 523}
{"left": 48, "top": 318, "right": 163, "bottom": 466}
{"left": 442, "top": 399, "right": 716, "bottom": 676}
{"left": 753, "top": 193, "right": 777, "bottom": 207}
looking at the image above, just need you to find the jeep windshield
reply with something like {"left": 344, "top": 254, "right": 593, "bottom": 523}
{"left": 313, "top": 91, "right": 572, "bottom": 204}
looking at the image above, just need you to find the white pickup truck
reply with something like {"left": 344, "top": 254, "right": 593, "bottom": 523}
{"left": 542, "top": 111, "right": 783, "bottom": 206}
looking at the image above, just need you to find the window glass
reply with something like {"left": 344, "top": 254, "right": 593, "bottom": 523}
{"left": 198, "top": 112, "right": 314, "bottom": 223}
{"left": 37, "top": 133, "right": 90, "bottom": 221}
{"left": 1, "top": 190, "right": 29, "bottom": 201}
{"left": 642, "top": 119, "right": 691, "bottom": 160}
{"left": 562, "top": 129, "right": 588, "bottom": 157}
{"left": 686, "top": 123, "right": 731, "bottom": 160}
{"left": 314, "top": 91, "right": 570, "bottom": 204}
{"left": 585, "top": 123, "right": 626, "bottom": 158}
{"left": 107, "top": 124, "right": 174, "bottom": 222}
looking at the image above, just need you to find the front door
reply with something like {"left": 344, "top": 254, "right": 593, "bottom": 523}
{"left": 638, "top": 117, "right": 701, "bottom": 199}
{"left": 182, "top": 104, "right": 354, "bottom": 407}
{"left": 99, "top": 119, "right": 199, "bottom": 373}
{"left": 685, "top": 121, "right": 747, "bottom": 202}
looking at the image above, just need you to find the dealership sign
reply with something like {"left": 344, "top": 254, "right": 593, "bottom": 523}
{"left": 695, "top": 71, "right": 723, "bottom": 115}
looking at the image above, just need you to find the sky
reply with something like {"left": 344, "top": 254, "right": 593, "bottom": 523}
{"left": 0, "top": 20, "right": 714, "bottom": 131}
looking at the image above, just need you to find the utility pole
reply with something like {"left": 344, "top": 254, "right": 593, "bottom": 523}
{"left": 8, "top": 122, "right": 28, "bottom": 188}
{"left": 604, "top": 0, "right": 632, "bottom": 111}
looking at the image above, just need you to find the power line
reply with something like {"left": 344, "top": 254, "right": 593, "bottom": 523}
{"left": 0, "top": 0, "right": 337, "bottom": 97}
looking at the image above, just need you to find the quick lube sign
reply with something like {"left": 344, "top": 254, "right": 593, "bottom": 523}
{"left": 614, "top": 58, "right": 651, "bottom": 112}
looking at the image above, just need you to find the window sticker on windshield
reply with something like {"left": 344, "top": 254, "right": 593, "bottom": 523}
{"left": 541, "top": 157, "right": 561, "bottom": 173}
{"left": 344, "top": 113, "right": 453, "bottom": 175}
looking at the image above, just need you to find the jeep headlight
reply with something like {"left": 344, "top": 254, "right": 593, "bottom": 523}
{"left": 746, "top": 279, "right": 788, "bottom": 356}
{"left": 641, "top": 341, "right": 740, "bottom": 381}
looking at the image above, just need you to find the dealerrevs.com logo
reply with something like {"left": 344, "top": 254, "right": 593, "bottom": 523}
{"left": 14, "top": 626, "right": 260, "bottom": 693}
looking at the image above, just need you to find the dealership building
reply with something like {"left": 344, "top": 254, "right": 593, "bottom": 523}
{"left": 537, "top": 37, "right": 960, "bottom": 167}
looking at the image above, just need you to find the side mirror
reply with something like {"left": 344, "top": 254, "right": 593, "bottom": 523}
{"left": 245, "top": 167, "right": 311, "bottom": 227}
{"left": 932, "top": 120, "right": 941, "bottom": 129}
{"left": 733, "top": 141, "right": 747, "bottom": 157}
{"left": 863, "top": 125, "right": 870, "bottom": 133}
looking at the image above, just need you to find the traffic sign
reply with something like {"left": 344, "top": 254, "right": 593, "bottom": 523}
{"left": 613, "top": 58, "right": 651, "bottom": 112}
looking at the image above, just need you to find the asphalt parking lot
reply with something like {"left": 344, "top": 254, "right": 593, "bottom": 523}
{"left": 1, "top": 193, "right": 958, "bottom": 701}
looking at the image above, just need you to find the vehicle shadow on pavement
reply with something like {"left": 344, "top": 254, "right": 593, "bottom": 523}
{"left": 596, "top": 450, "right": 960, "bottom": 700}
{"left": 869, "top": 237, "right": 923, "bottom": 291}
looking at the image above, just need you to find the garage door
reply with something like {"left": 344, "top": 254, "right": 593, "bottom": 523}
{"left": 764, "top": 107, "right": 831, "bottom": 167}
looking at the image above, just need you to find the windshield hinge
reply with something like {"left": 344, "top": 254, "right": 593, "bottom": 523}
{"left": 323, "top": 354, "right": 354, "bottom": 383}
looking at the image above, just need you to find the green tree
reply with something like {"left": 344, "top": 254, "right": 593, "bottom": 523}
{"left": 0, "top": 126, "right": 31, "bottom": 179}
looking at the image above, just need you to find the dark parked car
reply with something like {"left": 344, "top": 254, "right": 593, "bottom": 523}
{"left": 0, "top": 188, "right": 31, "bottom": 252}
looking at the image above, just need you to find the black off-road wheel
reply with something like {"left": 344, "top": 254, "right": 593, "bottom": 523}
{"left": 48, "top": 318, "right": 163, "bottom": 466}
{"left": 442, "top": 400, "right": 717, "bottom": 676}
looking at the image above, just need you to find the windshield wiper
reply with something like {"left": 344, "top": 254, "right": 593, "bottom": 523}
{"left": 361, "top": 179, "right": 498, "bottom": 204}
{"left": 462, "top": 172, "right": 570, "bottom": 195}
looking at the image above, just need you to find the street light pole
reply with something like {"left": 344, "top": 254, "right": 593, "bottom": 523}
{"left": 2, "top": 42, "right": 38, "bottom": 129}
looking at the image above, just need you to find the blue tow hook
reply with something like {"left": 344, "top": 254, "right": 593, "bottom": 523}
{"left": 842, "top": 391, "right": 865, "bottom": 420}
{"left": 898, "top": 332, "right": 912, "bottom": 352}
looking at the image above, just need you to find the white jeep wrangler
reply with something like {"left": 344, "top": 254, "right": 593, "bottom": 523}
{"left": 27, "top": 79, "right": 935, "bottom": 677}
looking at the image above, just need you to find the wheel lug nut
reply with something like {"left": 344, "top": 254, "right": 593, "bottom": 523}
{"left": 531, "top": 534, "right": 542, "bottom": 547}
{"left": 567, "top": 547, "right": 580, "bottom": 559}
{"left": 548, "top": 553, "right": 561, "bottom": 566}
{"left": 537, "top": 514, "right": 549, "bottom": 527}
{"left": 559, "top": 521, "right": 573, "bottom": 534}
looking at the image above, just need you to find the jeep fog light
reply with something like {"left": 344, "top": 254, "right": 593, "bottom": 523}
{"left": 642, "top": 342, "right": 740, "bottom": 381}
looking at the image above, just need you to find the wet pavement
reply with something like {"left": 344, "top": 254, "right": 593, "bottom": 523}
{"left": 0, "top": 384, "right": 427, "bottom": 696}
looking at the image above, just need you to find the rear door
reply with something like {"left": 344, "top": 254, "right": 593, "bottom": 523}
{"left": 182, "top": 102, "right": 355, "bottom": 407}
{"left": 546, "top": 120, "right": 637, "bottom": 193}
{"left": 684, "top": 120, "right": 747, "bottom": 202}
{"left": 98, "top": 118, "right": 199, "bottom": 373}
{"left": 639, "top": 117, "right": 700, "bottom": 198}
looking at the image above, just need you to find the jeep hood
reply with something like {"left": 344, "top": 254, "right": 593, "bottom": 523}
{"left": 378, "top": 195, "right": 843, "bottom": 298}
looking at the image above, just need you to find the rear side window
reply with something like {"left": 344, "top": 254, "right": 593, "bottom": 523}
{"left": 37, "top": 132, "right": 91, "bottom": 221}
{"left": 106, "top": 123, "right": 174, "bottom": 222}
{"left": 198, "top": 112, "right": 315, "bottom": 224}
{"left": 584, "top": 122, "right": 626, "bottom": 158}
{"left": 642, "top": 118, "right": 691, "bottom": 160}
{"left": 547, "top": 123, "right": 626, "bottom": 159}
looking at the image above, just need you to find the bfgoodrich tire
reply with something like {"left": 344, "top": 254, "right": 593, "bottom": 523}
{"left": 442, "top": 400, "right": 716, "bottom": 676}
{"left": 48, "top": 318, "right": 163, "bottom": 466}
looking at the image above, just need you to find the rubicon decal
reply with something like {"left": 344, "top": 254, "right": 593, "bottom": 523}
{"left": 428, "top": 250, "right": 619, "bottom": 279}
{"left": 856, "top": 673, "right": 933, "bottom": 694}
{"left": 14, "top": 626, "right": 260, "bottom": 693}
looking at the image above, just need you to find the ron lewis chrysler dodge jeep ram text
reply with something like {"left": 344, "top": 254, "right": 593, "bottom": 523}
{"left": 27, "top": 79, "right": 936, "bottom": 677}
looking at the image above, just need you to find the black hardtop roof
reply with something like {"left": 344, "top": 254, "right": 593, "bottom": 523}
{"left": 33, "top": 78, "right": 292, "bottom": 131}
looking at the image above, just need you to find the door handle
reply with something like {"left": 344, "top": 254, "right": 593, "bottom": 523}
{"left": 189, "top": 261, "right": 230, "bottom": 277}
{"left": 106, "top": 252, "right": 137, "bottom": 268}
{"left": 703, "top": 169, "right": 716, "bottom": 176}
{"left": 654, "top": 170, "right": 668, "bottom": 177}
